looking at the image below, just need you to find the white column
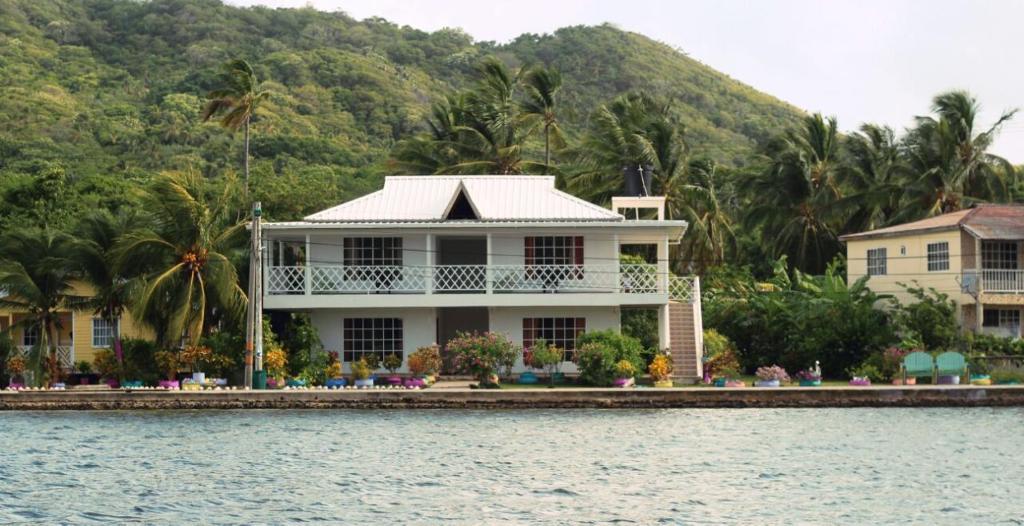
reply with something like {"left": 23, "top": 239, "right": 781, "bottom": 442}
{"left": 658, "top": 303, "right": 670, "bottom": 352}
{"left": 486, "top": 233, "right": 493, "bottom": 294}
{"left": 657, "top": 236, "right": 669, "bottom": 294}
{"left": 304, "top": 234, "right": 312, "bottom": 296}
{"left": 425, "top": 233, "right": 434, "bottom": 294}
{"left": 612, "top": 234, "right": 620, "bottom": 293}
{"left": 692, "top": 277, "right": 704, "bottom": 379}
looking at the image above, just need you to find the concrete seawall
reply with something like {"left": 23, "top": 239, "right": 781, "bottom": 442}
{"left": 2, "top": 386, "right": 1024, "bottom": 410}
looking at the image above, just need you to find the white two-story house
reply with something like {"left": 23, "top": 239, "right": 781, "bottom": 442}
{"left": 260, "top": 175, "right": 703, "bottom": 379}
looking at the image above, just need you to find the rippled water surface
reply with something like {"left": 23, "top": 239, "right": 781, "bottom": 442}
{"left": 1, "top": 408, "right": 1023, "bottom": 524}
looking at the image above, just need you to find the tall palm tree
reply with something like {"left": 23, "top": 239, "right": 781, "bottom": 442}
{"left": 742, "top": 113, "right": 842, "bottom": 274}
{"left": 202, "top": 59, "right": 271, "bottom": 192}
{"left": 115, "top": 172, "right": 247, "bottom": 347}
{"left": 837, "top": 124, "right": 908, "bottom": 232}
{"left": 519, "top": 65, "right": 565, "bottom": 172}
{"left": 669, "top": 159, "right": 736, "bottom": 274}
{"left": 902, "top": 91, "right": 1017, "bottom": 217}
{"left": 71, "top": 210, "right": 137, "bottom": 359}
{"left": 0, "top": 229, "right": 85, "bottom": 385}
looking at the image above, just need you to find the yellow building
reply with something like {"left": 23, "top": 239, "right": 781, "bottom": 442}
{"left": 0, "top": 282, "right": 151, "bottom": 368}
{"left": 841, "top": 205, "right": 1024, "bottom": 338}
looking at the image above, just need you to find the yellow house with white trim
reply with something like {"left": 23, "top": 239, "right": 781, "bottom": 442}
{"left": 1, "top": 281, "right": 151, "bottom": 368}
{"left": 841, "top": 205, "right": 1024, "bottom": 338}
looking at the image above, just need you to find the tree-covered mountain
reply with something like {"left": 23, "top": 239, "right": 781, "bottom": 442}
{"left": 0, "top": 0, "right": 804, "bottom": 225}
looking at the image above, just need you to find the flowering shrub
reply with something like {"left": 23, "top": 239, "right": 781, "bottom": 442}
{"left": 528, "top": 339, "right": 564, "bottom": 379}
{"left": 93, "top": 349, "right": 121, "bottom": 380}
{"left": 264, "top": 348, "right": 288, "bottom": 379}
{"left": 5, "top": 349, "right": 26, "bottom": 376}
{"left": 573, "top": 330, "right": 645, "bottom": 386}
{"left": 326, "top": 361, "right": 342, "bottom": 379}
{"left": 383, "top": 353, "right": 403, "bottom": 374}
{"left": 447, "top": 331, "right": 520, "bottom": 384}
{"left": 614, "top": 360, "right": 636, "bottom": 378}
{"left": 351, "top": 358, "right": 372, "bottom": 380}
{"left": 755, "top": 365, "right": 789, "bottom": 382}
{"left": 154, "top": 350, "right": 180, "bottom": 381}
{"left": 180, "top": 345, "right": 212, "bottom": 372}
{"left": 408, "top": 345, "right": 442, "bottom": 376}
{"left": 795, "top": 369, "right": 822, "bottom": 381}
{"left": 648, "top": 353, "right": 673, "bottom": 382}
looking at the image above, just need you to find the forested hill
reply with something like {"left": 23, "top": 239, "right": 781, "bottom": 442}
{"left": 0, "top": 0, "right": 804, "bottom": 225}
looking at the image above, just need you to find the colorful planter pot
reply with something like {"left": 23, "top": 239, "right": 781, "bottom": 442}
{"left": 7, "top": 382, "right": 25, "bottom": 390}
{"left": 212, "top": 378, "right": 228, "bottom": 387}
{"left": 354, "top": 378, "right": 374, "bottom": 388}
{"left": 892, "top": 377, "right": 917, "bottom": 385}
{"left": 612, "top": 377, "right": 635, "bottom": 388}
{"left": 386, "top": 376, "right": 403, "bottom": 386}
{"left": 50, "top": 382, "right": 66, "bottom": 389}
{"left": 403, "top": 377, "right": 426, "bottom": 388}
{"left": 551, "top": 372, "right": 566, "bottom": 384}
{"left": 653, "top": 379, "right": 673, "bottom": 388}
{"left": 122, "top": 380, "right": 144, "bottom": 388}
{"left": 191, "top": 372, "right": 206, "bottom": 384}
{"left": 754, "top": 379, "right": 781, "bottom": 388}
{"left": 970, "top": 375, "right": 992, "bottom": 386}
{"left": 799, "top": 379, "right": 821, "bottom": 387}
{"left": 713, "top": 378, "right": 727, "bottom": 387}
{"left": 937, "top": 375, "right": 961, "bottom": 385}
{"left": 158, "top": 380, "right": 180, "bottom": 389}
{"left": 182, "top": 381, "right": 201, "bottom": 391}
{"left": 325, "top": 378, "right": 347, "bottom": 389}
{"left": 286, "top": 379, "right": 306, "bottom": 388}
{"left": 848, "top": 377, "right": 871, "bottom": 386}
{"left": 104, "top": 378, "right": 120, "bottom": 389}
{"left": 724, "top": 380, "right": 746, "bottom": 388}
{"left": 518, "top": 372, "right": 539, "bottom": 384}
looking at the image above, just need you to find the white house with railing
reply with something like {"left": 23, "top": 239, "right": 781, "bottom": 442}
{"left": 261, "top": 175, "right": 704, "bottom": 378}
{"left": 841, "top": 204, "right": 1024, "bottom": 338}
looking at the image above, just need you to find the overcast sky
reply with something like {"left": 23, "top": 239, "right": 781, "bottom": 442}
{"left": 228, "top": 0, "right": 1024, "bottom": 162}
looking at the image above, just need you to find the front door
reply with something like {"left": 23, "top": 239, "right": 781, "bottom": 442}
{"left": 437, "top": 307, "right": 489, "bottom": 374}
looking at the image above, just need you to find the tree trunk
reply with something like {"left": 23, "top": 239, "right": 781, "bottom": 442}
{"left": 543, "top": 125, "right": 550, "bottom": 174}
{"left": 243, "top": 117, "right": 251, "bottom": 194}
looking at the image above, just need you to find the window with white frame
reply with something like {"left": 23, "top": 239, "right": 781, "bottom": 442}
{"left": 523, "top": 317, "right": 586, "bottom": 361}
{"left": 342, "top": 318, "right": 403, "bottom": 363}
{"left": 983, "top": 308, "right": 1020, "bottom": 332}
{"left": 343, "top": 237, "right": 403, "bottom": 267}
{"left": 22, "top": 324, "right": 39, "bottom": 347}
{"left": 867, "top": 248, "right": 887, "bottom": 276}
{"left": 92, "top": 318, "right": 119, "bottom": 348}
{"left": 982, "top": 241, "right": 1018, "bottom": 270}
{"left": 927, "top": 241, "right": 950, "bottom": 272}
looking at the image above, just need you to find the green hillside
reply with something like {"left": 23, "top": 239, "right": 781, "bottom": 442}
{"left": 0, "top": 0, "right": 804, "bottom": 225}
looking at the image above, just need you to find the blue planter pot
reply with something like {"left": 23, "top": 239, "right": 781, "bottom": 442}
{"left": 122, "top": 380, "right": 144, "bottom": 388}
{"left": 799, "top": 379, "right": 821, "bottom": 387}
{"left": 518, "top": 372, "right": 539, "bottom": 384}
{"left": 325, "top": 378, "right": 347, "bottom": 389}
{"left": 354, "top": 378, "right": 374, "bottom": 388}
{"left": 551, "top": 372, "right": 566, "bottom": 384}
{"left": 713, "top": 378, "right": 727, "bottom": 387}
{"left": 286, "top": 379, "right": 306, "bottom": 387}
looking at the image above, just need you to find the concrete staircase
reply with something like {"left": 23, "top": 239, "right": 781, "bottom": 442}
{"left": 668, "top": 300, "right": 702, "bottom": 381}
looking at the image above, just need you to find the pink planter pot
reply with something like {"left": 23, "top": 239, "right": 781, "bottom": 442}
{"left": 158, "top": 380, "right": 180, "bottom": 389}
{"left": 104, "top": 379, "right": 120, "bottom": 389}
{"left": 386, "top": 376, "right": 403, "bottom": 386}
{"left": 612, "top": 377, "right": 635, "bottom": 388}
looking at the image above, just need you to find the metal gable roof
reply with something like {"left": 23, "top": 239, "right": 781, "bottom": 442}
{"left": 304, "top": 175, "right": 624, "bottom": 223}
{"left": 838, "top": 205, "right": 1024, "bottom": 242}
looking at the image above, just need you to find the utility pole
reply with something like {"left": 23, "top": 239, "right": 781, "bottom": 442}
{"left": 253, "top": 202, "right": 264, "bottom": 376}
{"left": 243, "top": 201, "right": 262, "bottom": 389}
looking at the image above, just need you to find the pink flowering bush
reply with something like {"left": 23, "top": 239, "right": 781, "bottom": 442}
{"left": 755, "top": 365, "right": 789, "bottom": 382}
{"left": 447, "top": 331, "right": 520, "bottom": 385}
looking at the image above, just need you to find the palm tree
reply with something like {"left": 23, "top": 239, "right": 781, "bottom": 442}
{"left": 115, "top": 172, "right": 247, "bottom": 347}
{"left": 669, "top": 159, "right": 736, "bottom": 274}
{"left": 742, "top": 113, "right": 842, "bottom": 274}
{"left": 0, "top": 229, "right": 85, "bottom": 385}
{"left": 71, "top": 210, "right": 137, "bottom": 359}
{"left": 519, "top": 65, "right": 565, "bottom": 171}
{"left": 837, "top": 124, "right": 908, "bottom": 232}
{"left": 902, "top": 91, "right": 1017, "bottom": 217}
{"left": 202, "top": 59, "right": 271, "bottom": 192}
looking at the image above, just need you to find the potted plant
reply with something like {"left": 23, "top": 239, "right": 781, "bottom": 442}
{"left": 796, "top": 363, "right": 822, "bottom": 387}
{"left": 352, "top": 357, "right": 374, "bottom": 388}
{"left": 264, "top": 347, "right": 288, "bottom": 389}
{"left": 383, "top": 353, "right": 403, "bottom": 386}
{"left": 154, "top": 350, "right": 180, "bottom": 389}
{"left": 519, "top": 343, "right": 541, "bottom": 384}
{"left": 181, "top": 345, "right": 212, "bottom": 384}
{"left": 70, "top": 360, "right": 98, "bottom": 385}
{"left": 883, "top": 347, "right": 915, "bottom": 385}
{"left": 447, "top": 331, "right": 519, "bottom": 388}
{"left": 363, "top": 353, "right": 381, "bottom": 382}
{"left": 612, "top": 359, "right": 636, "bottom": 387}
{"left": 649, "top": 352, "right": 674, "bottom": 388}
{"left": 754, "top": 365, "right": 788, "bottom": 387}
{"left": 325, "top": 351, "right": 346, "bottom": 388}
{"left": 530, "top": 341, "right": 564, "bottom": 387}
{"left": 93, "top": 349, "right": 121, "bottom": 388}
{"left": 6, "top": 349, "right": 26, "bottom": 389}
{"left": 404, "top": 347, "right": 434, "bottom": 388}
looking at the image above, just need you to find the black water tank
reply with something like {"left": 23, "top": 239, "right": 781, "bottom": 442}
{"left": 622, "top": 164, "right": 654, "bottom": 196}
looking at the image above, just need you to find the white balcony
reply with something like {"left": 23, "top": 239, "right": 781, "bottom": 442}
{"left": 17, "top": 345, "right": 74, "bottom": 369}
{"left": 265, "top": 263, "right": 696, "bottom": 306}
{"left": 977, "top": 269, "right": 1024, "bottom": 294}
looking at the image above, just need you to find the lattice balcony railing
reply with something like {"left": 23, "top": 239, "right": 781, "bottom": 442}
{"left": 266, "top": 263, "right": 699, "bottom": 302}
{"left": 18, "top": 345, "right": 73, "bottom": 369}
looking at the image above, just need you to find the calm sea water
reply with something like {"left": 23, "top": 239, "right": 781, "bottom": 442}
{"left": 1, "top": 408, "right": 1022, "bottom": 524}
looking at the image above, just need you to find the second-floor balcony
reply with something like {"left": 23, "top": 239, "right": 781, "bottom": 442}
{"left": 266, "top": 264, "right": 695, "bottom": 303}
{"left": 967, "top": 269, "right": 1024, "bottom": 294}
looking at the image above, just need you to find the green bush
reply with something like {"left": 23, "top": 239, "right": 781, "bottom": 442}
{"left": 847, "top": 361, "right": 884, "bottom": 383}
{"left": 892, "top": 284, "right": 958, "bottom": 351}
{"left": 990, "top": 367, "right": 1024, "bottom": 384}
{"left": 0, "top": 333, "right": 13, "bottom": 385}
{"left": 122, "top": 338, "right": 161, "bottom": 385}
{"left": 573, "top": 330, "right": 644, "bottom": 386}
{"left": 201, "top": 331, "right": 245, "bottom": 379}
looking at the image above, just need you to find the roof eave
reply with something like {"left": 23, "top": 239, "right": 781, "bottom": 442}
{"left": 838, "top": 224, "right": 960, "bottom": 242}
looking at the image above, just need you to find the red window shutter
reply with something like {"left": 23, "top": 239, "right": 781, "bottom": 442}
{"left": 574, "top": 237, "right": 584, "bottom": 265}
{"left": 525, "top": 237, "right": 535, "bottom": 265}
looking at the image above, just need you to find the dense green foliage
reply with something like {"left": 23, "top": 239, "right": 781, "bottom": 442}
{"left": 573, "top": 330, "right": 645, "bottom": 386}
